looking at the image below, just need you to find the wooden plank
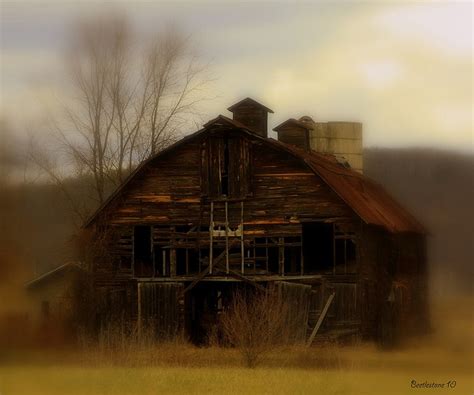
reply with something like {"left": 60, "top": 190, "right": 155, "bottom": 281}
{"left": 241, "top": 201, "right": 245, "bottom": 274}
{"left": 137, "top": 282, "right": 142, "bottom": 334}
{"left": 210, "top": 201, "right": 214, "bottom": 274}
{"left": 225, "top": 201, "right": 229, "bottom": 274}
{"left": 307, "top": 292, "right": 335, "bottom": 347}
{"left": 279, "top": 237, "right": 285, "bottom": 276}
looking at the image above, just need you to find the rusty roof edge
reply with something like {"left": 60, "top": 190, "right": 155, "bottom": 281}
{"left": 362, "top": 178, "right": 427, "bottom": 234}
{"left": 300, "top": 157, "right": 375, "bottom": 228}
{"left": 274, "top": 141, "right": 426, "bottom": 234}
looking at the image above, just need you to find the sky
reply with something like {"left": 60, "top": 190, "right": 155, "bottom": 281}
{"left": 1, "top": 0, "right": 473, "bottom": 152}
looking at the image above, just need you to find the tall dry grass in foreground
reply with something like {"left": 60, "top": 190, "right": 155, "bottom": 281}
{"left": 0, "top": 296, "right": 473, "bottom": 394}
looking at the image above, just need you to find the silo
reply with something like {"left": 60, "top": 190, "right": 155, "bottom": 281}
{"left": 273, "top": 116, "right": 364, "bottom": 174}
{"left": 303, "top": 117, "right": 363, "bottom": 174}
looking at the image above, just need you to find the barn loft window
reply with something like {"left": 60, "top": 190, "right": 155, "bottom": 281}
{"left": 202, "top": 135, "right": 251, "bottom": 199}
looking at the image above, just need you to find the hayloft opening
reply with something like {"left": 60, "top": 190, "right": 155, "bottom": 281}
{"left": 205, "top": 135, "right": 251, "bottom": 199}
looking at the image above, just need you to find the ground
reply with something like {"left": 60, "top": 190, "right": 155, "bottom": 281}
{"left": 0, "top": 297, "right": 472, "bottom": 395}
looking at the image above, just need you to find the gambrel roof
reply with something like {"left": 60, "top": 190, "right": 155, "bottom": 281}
{"left": 84, "top": 115, "right": 425, "bottom": 233}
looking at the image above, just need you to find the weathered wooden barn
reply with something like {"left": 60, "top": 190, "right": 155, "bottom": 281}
{"left": 82, "top": 98, "right": 429, "bottom": 345}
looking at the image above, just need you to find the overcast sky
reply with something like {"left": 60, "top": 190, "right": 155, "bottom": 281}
{"left": 1, "top": 1, "right": 472, "bottom": 151}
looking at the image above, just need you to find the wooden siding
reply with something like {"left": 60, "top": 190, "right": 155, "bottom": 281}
{"left": 104, "top": 133, "right": 354, "bottom": 228}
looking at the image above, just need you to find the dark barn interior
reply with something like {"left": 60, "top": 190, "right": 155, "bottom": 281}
{"left": 83, "top": 98, "right": 429, "bottom": 345}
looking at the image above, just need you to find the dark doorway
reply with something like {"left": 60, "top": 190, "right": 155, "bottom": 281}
{"left": 186, "top": 283, "right": 246, "bottom": 345}
{"left": 302, "top": 222, "right": 334, "bottom": 273}
{"left": 134, "top": 226, "right": 152, "bottom": 277}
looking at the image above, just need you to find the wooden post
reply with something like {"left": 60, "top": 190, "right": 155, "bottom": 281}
{"left": 225, "top": 201, "right": 229, "bottom": 274}
{"left": 265, "top": 237, "right": 269, "bottom": 273}
{"left": 151, "top": 226, "right": 155, "bottom": 278}
{"left": 344, "top": 238, "right": 347, "bottom": 275}
{"left": 279, "top": 237, "right": 285, "bottom": 276}
{"left": 210, "top": 201, "right": 214, "bottom": 274}
{"left": 332, "top": 223, "right": 336, "bottom": 275}
{"left": 170, "top": 226, "right": 176, "bottom": 277}
{"left": 137, "top": 282, "right": 142, "bottom": 335}
{"left": 132, "top": 227, "right": 135, "bottom": 278}
{"left": 300, "top": 233, "right": 304, "bottom": 275}
{"left": 162, "top": 250, "right": 166, "bottom": 276}
{"left": 241, "top": 201, "right": 244, "bottom": 275}
{"left": 198, "top": 199, "right": 203, "bottom": 273}
{"left": 253, "top": 239, "right": 256, "bottom": 273}
{"left": 185, "top": 248, "right": 189, "bottom": 275}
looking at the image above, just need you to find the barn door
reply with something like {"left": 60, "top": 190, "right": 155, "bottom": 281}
{"left": 328, "top": 283, "right": 359, "bottom": 328}
{"left": 274, "top": 281, "right": 311, "bottom": 343}
{"left": 138, "top": 283, "right": 183, "bottom": 340}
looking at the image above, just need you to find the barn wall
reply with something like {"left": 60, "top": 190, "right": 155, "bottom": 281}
{"left": 393, "top": 233, "right": 430, "bottom": 337}
{"left": 357, "top": 225, "right": 393, "bottom": 340}
{"left": 104, "top": 134, "right": 354, "bottom": 228}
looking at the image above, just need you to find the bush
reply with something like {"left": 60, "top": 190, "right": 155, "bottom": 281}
{"left": 220, "top": 288, "right": 291, "bottom": 368}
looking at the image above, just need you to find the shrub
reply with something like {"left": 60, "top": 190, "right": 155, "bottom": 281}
{"left": 220, "top": 288, "right": 291, "bottom": 368}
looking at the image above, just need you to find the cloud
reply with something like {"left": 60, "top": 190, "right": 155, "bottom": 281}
{"left": 375, "top": 2, "right": 472, "bottom": 57}
{"left": 1, "top": 2, "right": 472, "bottom": 152}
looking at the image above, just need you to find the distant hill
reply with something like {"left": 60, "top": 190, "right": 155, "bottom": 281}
{"left": 365, "top": 148, "right": 474, "bottom": 295}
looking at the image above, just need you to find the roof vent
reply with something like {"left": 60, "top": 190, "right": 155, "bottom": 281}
{"left": 273, "top": 118, "right": 311, "bottom": 150}
{"left": 227, "top": 98, "right": 273, "bottom": 138}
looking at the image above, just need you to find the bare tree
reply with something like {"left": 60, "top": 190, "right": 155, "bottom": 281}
{"left": 220, "top": 288, "right": 291, "bottom": 368}
{"left": 31, "top": 15, "right": 211, "bottom": 216}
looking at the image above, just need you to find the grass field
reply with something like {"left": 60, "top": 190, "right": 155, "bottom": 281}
{"left": 1, "top": 297, "right": 472, "bottom": 395}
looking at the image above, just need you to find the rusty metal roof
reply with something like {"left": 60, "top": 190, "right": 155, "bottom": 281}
{"left": 84, "top": 115, "right": 425, "bottom": 234}
{"left": 273, "top": 141, "right": 425, "bottom": 233}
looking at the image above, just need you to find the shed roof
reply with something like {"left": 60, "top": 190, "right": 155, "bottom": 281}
{"left": 25, "top": 262, "right": 83, "bottom": 289}
{"left": 83, "top": 116, "right": 424, "bottom": 234}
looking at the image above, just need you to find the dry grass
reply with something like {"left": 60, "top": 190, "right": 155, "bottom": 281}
{"left": 0, "top": 296, "right": 473, "bottom": 394}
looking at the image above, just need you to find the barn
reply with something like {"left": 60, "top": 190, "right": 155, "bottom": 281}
{"left": 81, "top": 98, "right": 429, "bottom": 345}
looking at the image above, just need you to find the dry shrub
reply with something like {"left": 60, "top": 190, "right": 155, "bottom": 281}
{"left": 220, "top": 288, "right": 291, "bottom": 368}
